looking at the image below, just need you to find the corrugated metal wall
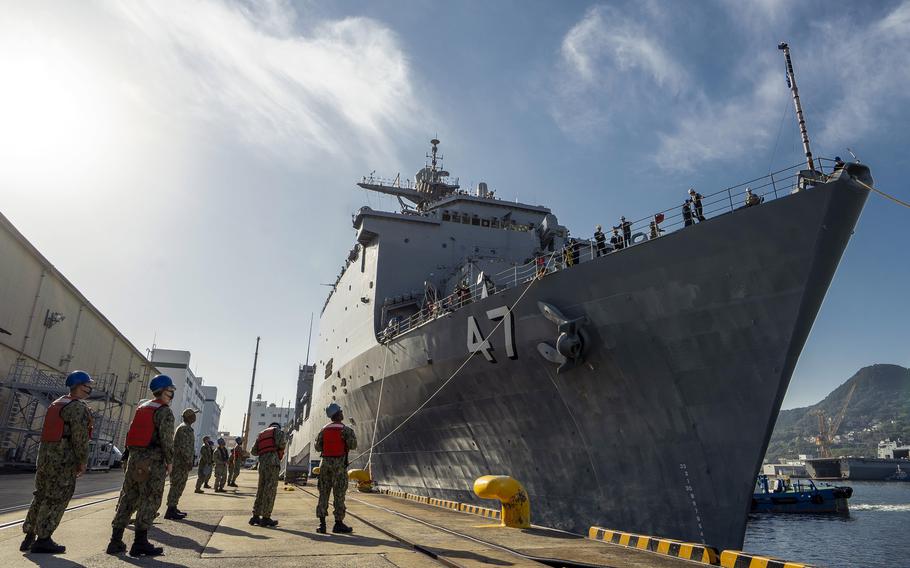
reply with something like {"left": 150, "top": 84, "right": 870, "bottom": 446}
{"left": 0, "top": 211, "right": 152, "bottom": 466}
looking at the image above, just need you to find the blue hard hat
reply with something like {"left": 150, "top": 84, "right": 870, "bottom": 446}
{"left": 149, "top": 374, "right": 174, "bottom": 392}
{"left": 325, "top": 403, "right": 342, "bottom": 418}
{"left": 65, "top": 370, "right": 93, "bottom": 388}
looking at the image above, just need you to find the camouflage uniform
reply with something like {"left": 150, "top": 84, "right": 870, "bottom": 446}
{"left": 166, "top": 422, "right": 195, "bottom": 507}
{"left": 315, "top": 423, "right": 357, "bottom": 522}
{"left": 112, "top": 405, "right": 174, "bottom": 531}
{"left": 195, "top": 443, "right": 214, "bottom": 490}
{"left": 251, "top": 429, "right": 287, "bottom": 518}
{"left": 23, "top": 399, "right": 91, "bottom": 539}
{"left": 227, "top": 446, "right": 243, "bottom": 485}
{"left": 213, "top": 446, "right": 229, "bottom": 490}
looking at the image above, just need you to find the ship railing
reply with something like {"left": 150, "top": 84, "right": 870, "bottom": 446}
{"left": 378, "top": 159, "right": 840, "bottom": 343}
{"left": 360, "top": 175, "right": 418, "bottom": 190}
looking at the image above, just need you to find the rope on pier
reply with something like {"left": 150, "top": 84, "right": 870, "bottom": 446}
{"left": 350, "top": 248, "right": 561, "bottom": 466}
{"left": 855, "top": 178, "right": 910, "bottom": 209}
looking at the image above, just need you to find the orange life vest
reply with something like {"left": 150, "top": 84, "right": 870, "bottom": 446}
{"left": 41, "top": 396, "right": 73, "bottom": 442}
{"left": 320, "top": 422, "right": 347, "bottom": 457}
{"left": 125, "top": 399, "right": 167, "bottom": 448}
{"left": 256, "top": 427, "right": 284, "bottom": 460}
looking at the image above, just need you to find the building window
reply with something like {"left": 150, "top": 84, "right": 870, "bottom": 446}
{"left": 258, "top": 422, "right": 266, "bottom": 426}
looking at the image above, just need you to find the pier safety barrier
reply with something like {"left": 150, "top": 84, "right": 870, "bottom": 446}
{"left": 720, "top": 550, "right": 813, "bottom": 568}
{"left": 375, "top": 488, "right": 812, "bottom": 567}
{"left": 588, "top": 526, "right": 718, "bottom": 565}
{"left": 378, "top": 488, "right": 501, "bottom": 520}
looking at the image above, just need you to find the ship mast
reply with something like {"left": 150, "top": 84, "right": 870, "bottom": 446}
{"left": 778, "top": 42, "right": 815, "bottom": 172}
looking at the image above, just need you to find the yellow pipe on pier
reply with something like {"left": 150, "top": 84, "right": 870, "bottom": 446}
{"left": 473, "top": 475, "right": 531, "bottom": 528}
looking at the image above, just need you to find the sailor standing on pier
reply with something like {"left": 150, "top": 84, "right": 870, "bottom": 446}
{"left": 228, "top": 437, "right": 244, "bottom": 487}
{"left": 249, "top": 422, "right": 287, "bottom": 527}
{"left": 164, "top": 408, "right": 197, "bottom": 519}
{"left": 214, "top": 438, "right": 229, "bottom": 492}
{"left": 21, "top": 371, "right": 94, "bottom": 554}
{"left": 195, "top": 436, "right": 213, "bottom": 492}
{"left": 107, "top": 374, "right": 175, "bottom": 557}
{"left": 315, "top": 403, "right": 357, "bottom": 534}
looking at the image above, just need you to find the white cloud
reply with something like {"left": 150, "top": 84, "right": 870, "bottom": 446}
{"left": 103, "top": 0, "right": 426, "bottom": 165}
{"left": 552, "top": 4, "right": 687, "bottom": 135}
{"left": 656, "top": 70, "right": 787, "bottom": 169}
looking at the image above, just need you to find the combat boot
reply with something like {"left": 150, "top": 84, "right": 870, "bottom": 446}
{"left": 316, "top": 518, "right": 327, "bottom": 534}
{"left": 174, "top": 507, "right": 188, "bottom": 518}
{"left": 204, "top": 483, "right": 211, "bottom": 488}
{"left": 19, "top": 533, "right": 35, "bottom": 552}
{"left": 106, "top": 527, "right": 127, "bottom": 555}
{"left": 248, "top": 515, "right": 261, "bottom": 526}
{"left": 30, "top": 536, "right": 66, "bottom": 554}
{"left": 260, "top": 517, "right": 278, "bottom": 527}
{"left": 194, "top": 488, "right": 204, "bottom": 493}
{"left": 332, "top": 521, "right": 353, "bottom": 534}
{"left": 164, "top": 506, "right": 182, "bottom": 520}
{"left": 129, "top": 530, "right": 163, "bottom": 557}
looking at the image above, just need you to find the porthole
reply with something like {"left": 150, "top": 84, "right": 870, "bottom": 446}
{"left": 442, "top": 243, "right": 447, "bottom": 248}
{"left": 404, "top": 238, "right": 410, "bottom": 243}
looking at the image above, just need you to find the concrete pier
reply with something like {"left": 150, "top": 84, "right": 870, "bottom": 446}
{"left": 0, "top": 471, "right": 712, "bottom": 567}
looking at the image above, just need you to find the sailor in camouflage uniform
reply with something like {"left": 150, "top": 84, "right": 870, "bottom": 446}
{"left": 315, "top": 403, "right": 357, "bottom": 534}
{"left": 249, "top": 422, "right": 287, "bottom": 527}
{"left": 164, "top": 408, "right": 197, "bottom": 519}
{"left": 213, "top": 438, "right": 229, "bottom": 492}
{"left": 195, "top": 436, "right": 214, "bottom": 492}
{"left": 227, "top": 437, "right": 244, "bottom": 487}
{"left": 21, "top": 371, "right": 95, "bottom": 554}
{"left": 106, "top": 374, "right": 175, "bottom": 557}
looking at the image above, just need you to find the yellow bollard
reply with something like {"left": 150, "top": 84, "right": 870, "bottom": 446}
{"left": 473, "top": 475, "right": 531, "bottom": 528}
{"left": 348, "top": 468, "right": 374, "bottom": 492}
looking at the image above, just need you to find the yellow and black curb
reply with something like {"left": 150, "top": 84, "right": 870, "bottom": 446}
{"left": 588, "top": 526, "right": 718, "bottom": 564}
{"left": 378, "top": 488, "right": 501, "bottom": 520}
{"left": 720, "top": 550, "right": 813, "bottom": 568}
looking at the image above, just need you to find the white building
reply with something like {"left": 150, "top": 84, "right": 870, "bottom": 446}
{"left": 150, "top": 348, "right": 210, "bottom": 449}
{"left": 246, "top": 395, "right": 293, "bottom": 452}
{"left": 199, "top": 385, "right": 222, "bottom": 450}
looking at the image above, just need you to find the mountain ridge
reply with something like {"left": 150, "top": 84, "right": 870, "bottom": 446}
{"left": 766, "top": 364, "right": 910, "bottom": 461}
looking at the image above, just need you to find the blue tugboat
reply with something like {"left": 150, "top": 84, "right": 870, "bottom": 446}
{"left": 751, "top": 475, "right": 852, "bottom": 514}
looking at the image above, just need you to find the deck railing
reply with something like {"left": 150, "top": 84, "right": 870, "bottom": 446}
{"left": 378, "top": 159, "right": 841, "bottom": 343}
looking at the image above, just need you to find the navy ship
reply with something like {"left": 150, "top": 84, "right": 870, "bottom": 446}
{"left": 287, "top": 45, "right": 873, "bottom": 550}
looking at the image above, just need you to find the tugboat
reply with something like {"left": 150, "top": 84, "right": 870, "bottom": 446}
{"left": 751, "top": 475, "right": 852, "bottom": 514}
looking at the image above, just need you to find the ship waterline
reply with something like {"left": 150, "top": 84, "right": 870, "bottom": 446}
{"left": 312, "top": 167, "right": 869, "bottom": 550}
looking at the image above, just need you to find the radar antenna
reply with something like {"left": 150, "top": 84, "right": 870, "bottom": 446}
{"left": 778, "top": 42, "right": 815, "bottom": 172}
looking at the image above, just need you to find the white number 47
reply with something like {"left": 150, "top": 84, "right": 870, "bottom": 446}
{"left": 467, "top": 306, "right": 516, "bottom": 363}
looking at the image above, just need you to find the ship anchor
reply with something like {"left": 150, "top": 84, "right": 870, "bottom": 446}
{"left": 536, "top": 301, "right": 589, "bottom": 374}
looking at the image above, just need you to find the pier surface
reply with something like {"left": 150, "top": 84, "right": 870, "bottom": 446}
{"left": 0, "top": 471, "right": 699, "bottom": 567}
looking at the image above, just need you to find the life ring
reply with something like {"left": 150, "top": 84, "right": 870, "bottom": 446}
{"left": 631, "top": 232, "right": 647, "bottom": 244}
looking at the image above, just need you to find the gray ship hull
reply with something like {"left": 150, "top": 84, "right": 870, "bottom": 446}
{"left": 324, "top": 172, "right": 868, "bottom": 550}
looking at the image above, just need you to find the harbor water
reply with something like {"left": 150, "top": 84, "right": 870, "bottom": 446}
{"left": 743, "top": 481, "right": 910, "bottom": 567}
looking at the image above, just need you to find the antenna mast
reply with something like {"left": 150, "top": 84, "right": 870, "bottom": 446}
{"left": 304, "top": 313, "right": 314, "bottom": 366}
{"left": 778, "top": 42, "right": 815, "bottom": 172}
{"left": 241, "top": 336, "right": 261, "bottom": 448}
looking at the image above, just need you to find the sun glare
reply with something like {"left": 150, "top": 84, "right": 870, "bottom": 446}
{"left": 0, "top": 35, "right": 119, "bottom": 186}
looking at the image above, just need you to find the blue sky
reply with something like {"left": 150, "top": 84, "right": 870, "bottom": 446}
{"left": 1, "top": 0, "right": 908, "bottom": 433}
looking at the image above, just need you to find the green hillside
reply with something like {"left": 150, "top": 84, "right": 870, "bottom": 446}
{"left": 765, "top": 364, "right": 910, "bottom": 461}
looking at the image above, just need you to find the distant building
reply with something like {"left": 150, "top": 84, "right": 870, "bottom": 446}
{"left": 199, "top": 385, "right": 221, "bottom": 449}
{"left": 295, "top": 363, "right": 315, "bottom": 426}
{"left": 150, "top": 348, "right": 218, "bottom": 450}
{"left": 246, "top": 395, "right": 293, "bottom": 451}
